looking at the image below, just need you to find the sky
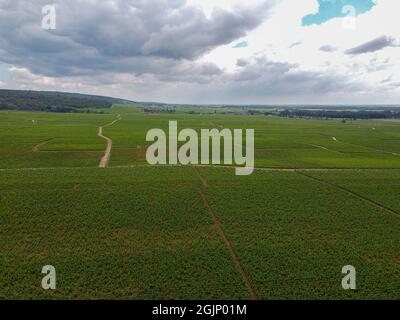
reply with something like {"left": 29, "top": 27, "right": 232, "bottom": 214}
{"left": 302, "top": 0, "right": 375, "bottom": 25}
{"left": 0, "top": 0, "right": 399, "bottom": 104}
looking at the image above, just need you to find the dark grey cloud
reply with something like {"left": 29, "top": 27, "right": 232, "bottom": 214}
{"left": 289, "top": 41, "right": 301, "bottom": 48}
{"left": 345, "top": 36, "right": 398, "bottom": 55}
{"left": 0, "top": 0, "right": 272, "bottom": 81}
{"left": 225, "top": 56, "right": 362, "bottom": 98}
{"left": 1, "top": 0, "right": 394, "bottom": 104}
{"left": 236, "top": 59, "right": 249, "bottom": 67}
{"left": 381, "top": 76, "right": 392, "bottom": 84}
{"left": 319, "top": 45, "right": 337, "bottom": 52}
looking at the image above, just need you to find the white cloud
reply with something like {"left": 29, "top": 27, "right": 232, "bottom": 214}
{"left": 200, "top": 0, "right": 400, "bottom": 103}
{"left": 1, "top": 0, "right": 399, "bottom": 104}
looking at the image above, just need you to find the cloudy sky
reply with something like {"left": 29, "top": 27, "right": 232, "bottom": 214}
{"left": 0, "top": 0, "right": 399, "bottom": 104}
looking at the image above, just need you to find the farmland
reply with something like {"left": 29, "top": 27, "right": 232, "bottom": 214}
{"left": 0, "top": 105, "right": 399, "bottom": 299}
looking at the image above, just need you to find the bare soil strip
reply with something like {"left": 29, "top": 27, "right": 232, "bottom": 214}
{"left": 372, "top": 148, "right": 400, "bottom": 157}
{"left": 307, "top": 144, "right": 341, "bottom": 154}
{"left": 197, "top": 188, "right": 259, "bottom": 300}
{"left": 328, "top": 137, "right": 400, "bottom": 157}
{"left": 32, "top": 138, "right": 54, "bottom": 152}
{"left": 193, "top": 166, "right": 209, "bottom": 187}
{"left": 3, "top": 165, "right": 400, "bottom": 172}
{"left": 98, "top": 115, "right": 121, "bottom": 168}
{"left": 297, "top": 171, "right": 400, "bottom": 219}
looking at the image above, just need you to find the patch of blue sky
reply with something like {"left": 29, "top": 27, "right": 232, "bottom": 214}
{"left": 0, "top": 64, "right": 8, "bottom": 78}
{"left": 233, "top": 41, "right": 249, "bottom": 48}
{"left": 302, "top": 0, "right": 375, "bottom": 26}
{"left": 0, "top": 64, "right": 13, "bottom": 86}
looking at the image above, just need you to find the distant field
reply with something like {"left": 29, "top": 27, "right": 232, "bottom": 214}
{"left": 3, "top": 105, "right": 400, "bottom": 169}
{"left": 0, "top": 111, "right": 112, "bottom": 168}
{"left": 0, "top": 105, "right": 399, "bottom": 299}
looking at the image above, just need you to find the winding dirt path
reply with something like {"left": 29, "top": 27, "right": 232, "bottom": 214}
{"left": 32, "top": 138, "right": 55, "bottom": 152}
{"left": 98, "top": 114, "right": 121, "bottom": 168}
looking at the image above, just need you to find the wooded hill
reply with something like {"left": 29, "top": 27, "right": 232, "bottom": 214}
{"left": 0, "top": 89, "right": 131, "bottom": 112}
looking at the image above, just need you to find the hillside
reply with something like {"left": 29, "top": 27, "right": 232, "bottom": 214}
{"left": 0, "top": 89, "right": 132, "bottom": 112}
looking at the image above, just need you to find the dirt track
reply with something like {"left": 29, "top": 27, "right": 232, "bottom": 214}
{"left": 197, "top": 187, "right": 259, "bottom": 300}
{"left": 297, "top": 171, "right": 400, "bottom": 219}
{"left": 98, "top": 115, "right": 121, "bottom": 168}
{"left": 32, "top": 138, "right": 54, "bottom": 152}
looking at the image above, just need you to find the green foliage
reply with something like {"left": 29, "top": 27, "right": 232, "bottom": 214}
{"left": 0, "top": 89, "right": 131, "bottom": 112}
{"left": 199, "top": 167, "right": 400, "bottom": 299}
{"left": 278, "top": 109, "right": 400, "bottom": 119}
{"left": 0, "top": 167, "right": 249, "bottom": 299}
{"left": 1, "top": 108, "right": 400, "bottom": 299}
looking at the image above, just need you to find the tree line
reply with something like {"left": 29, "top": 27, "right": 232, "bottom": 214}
{"left": 0, "top": 89, "right": 127, "bottom": 112}
{"left": 275, "top": 109, "right": 400, "bottom": 120}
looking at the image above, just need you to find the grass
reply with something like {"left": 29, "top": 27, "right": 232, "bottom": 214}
{"left": 0, "top": 106, "right": 399, "bottom": 299}
{"left": 199, "top": 167, "right": 400, "bottom": 299}
{"left": 2, "top": 107, "right": 400, "bottom": 169}
{"left": 0, "top": 167, "right": 249, "bottom": 299}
